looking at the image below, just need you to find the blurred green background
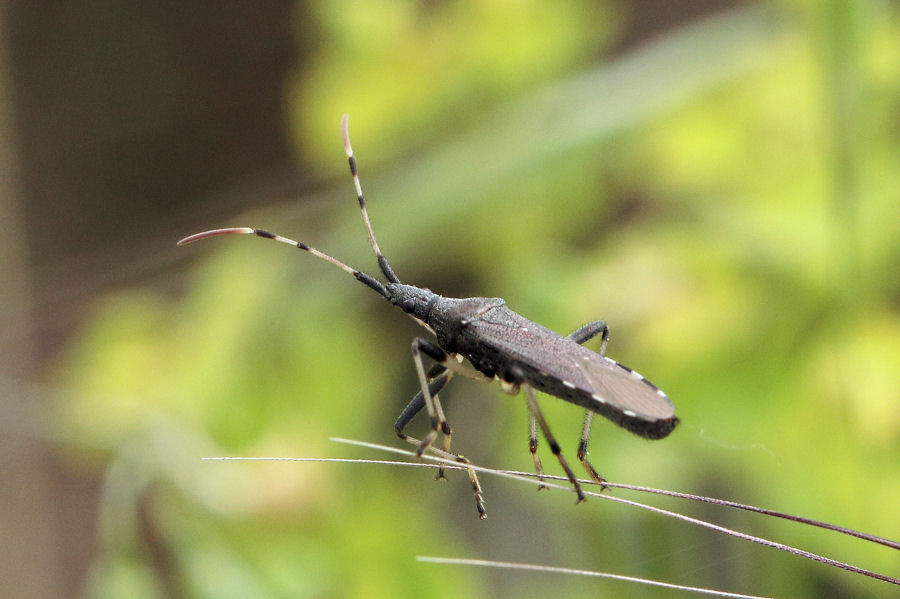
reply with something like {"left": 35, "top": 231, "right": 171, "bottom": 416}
{"left": 2, "top": 1, "right": 898, "bottom": 598}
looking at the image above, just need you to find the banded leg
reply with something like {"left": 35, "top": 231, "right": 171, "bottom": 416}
{"left": 525, "top": 320, "right": 609, "bottom": 487}
{"left": 569, "top": 321, "right": 609, "bottom": 484}
{"left": 568, "top": 320, "right": 608, "bottom": 347}
{"left": 528, "top": 410, "right": 547, "bottom": 490}
{"left": 395, "top": 364, "right": 453, "bottom": 478}
{"left": 409, "top": 338, "right": 452, "bottom": 455}
{"left": 394, "top": 364, "right": 449, "bottom": 437}
{"left": 401, "top": 339, "right": 486, "bottom": 518}
{"left": 524, "top": 385, "right": 585, "bottom": 502}
{"left": 397, "top": 429, "right": 486, "bottom": 519}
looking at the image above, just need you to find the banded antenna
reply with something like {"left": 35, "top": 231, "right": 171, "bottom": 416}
{"left": 177, "top": 115, "right": 398, "bottom": 300}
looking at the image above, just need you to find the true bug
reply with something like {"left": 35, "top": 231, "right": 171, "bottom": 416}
{"left": 178, "top": 115, "right": 678, "bottom": 518}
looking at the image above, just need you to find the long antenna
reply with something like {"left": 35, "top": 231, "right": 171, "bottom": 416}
{"left": 341, "top": 114, "right": 401, "bottom": 284}
{"left": 177, "top": 227, "right": 390, "bottom": 299}
{"left": 176, "top": 115, "right": 401, "bottom": 300}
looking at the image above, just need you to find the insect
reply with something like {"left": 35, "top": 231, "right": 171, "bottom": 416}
{"left": 178, "top": 115, "right": 678, "bottom": 518}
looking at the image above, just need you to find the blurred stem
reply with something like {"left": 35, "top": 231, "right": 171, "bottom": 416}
{"left": 0, "top": 4, "right": 64, "bottom": 598}
{"left": 817, "top": 0, "right": 864, "bottom": 293}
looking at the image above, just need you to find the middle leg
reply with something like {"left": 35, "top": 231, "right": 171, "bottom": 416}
{"left": 524, "top": 385, "right": 585, "bottom": 502}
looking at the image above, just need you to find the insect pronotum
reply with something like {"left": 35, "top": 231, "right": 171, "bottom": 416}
{"left": 178, "top": 115, "right": 678, "bottom": 518}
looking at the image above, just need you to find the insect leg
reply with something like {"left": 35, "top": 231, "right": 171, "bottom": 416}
{"left": 528, "top": 411, "right": 547, "bottom": 490}
{"left": 394, "top": 365, "right": 454, "bottom": 479}
{"left": 410, "top": 337, "right": 487, "bottom": 518}
{"left": 410, "top": 339, "right": 453, "bottom": 456}
{"left": 396, "top": 431, "right": 487, "bottom": 519}
{"left": 394, "top": 364, "right": 449, "bottom": 438}
{"left": 401, "top": 345, "right": 487, "bottom": 518}
{"left": 568, "top": 321, "right": 609, "bottom": 485}
{"left": 568, "top": 320, "right": 609, "bottom": 350}
{"left": 524, "top": 385, "right": 585, "bottom": 502}
{"left": 576, "top": 412, "right": 606, "bottom": 485}
{"left": 520, "top": 315, "right": 609, "bottom": 490}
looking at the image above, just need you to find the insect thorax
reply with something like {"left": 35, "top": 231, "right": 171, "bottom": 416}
{"left": 426, "top": 296, "right": 506, "bottom": 354}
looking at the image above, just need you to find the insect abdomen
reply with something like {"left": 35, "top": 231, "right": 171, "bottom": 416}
{"left": 455, "top": 305, "right": 678, "bottom": 440}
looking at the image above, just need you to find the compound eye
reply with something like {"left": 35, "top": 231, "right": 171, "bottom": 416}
{"left": 401, "top": 298, "right": 416, "bottom": 313}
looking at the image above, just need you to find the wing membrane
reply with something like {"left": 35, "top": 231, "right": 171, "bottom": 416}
{"left": 573, "top": 351, "right": 674, "bottom": 420}
{"left": 466, "top": 310, "right": 674, "bottom": 422}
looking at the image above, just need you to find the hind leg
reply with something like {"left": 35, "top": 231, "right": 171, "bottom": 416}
{"left": 568, "top": 321, "right": 609, "bottom": 484}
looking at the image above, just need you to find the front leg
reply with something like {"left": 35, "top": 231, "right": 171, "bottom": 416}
{"left": 403, "top": 338, "right": 486, "bottom": 518}
{"left": 395, "top": 364, "right": 452, "bottom": 479}
{"left": 394, "top": 363, "right": 449, "bottom": 441}
{"left": 409, "top": 338, "right": 452, "bottom": 456}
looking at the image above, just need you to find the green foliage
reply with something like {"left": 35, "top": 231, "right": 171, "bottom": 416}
{"left": 54, "top": 2, "right": 900, "bottom": 597}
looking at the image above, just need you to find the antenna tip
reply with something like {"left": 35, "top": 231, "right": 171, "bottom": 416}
{"left": 177, "top": 227, "right": 254, "bottom": 246}
{"left": 341, "top": 114, "right": 352, "bottom": 156}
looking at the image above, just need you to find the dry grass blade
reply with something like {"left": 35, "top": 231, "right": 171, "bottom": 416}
{"left": 415, "top": 556, "right": 775, "bottom": 599}
{"left": 205, "top": 438, "right": 900, "bottom": 590}
{"left": 329, "top": 438, "right": 900, "bottom": 587}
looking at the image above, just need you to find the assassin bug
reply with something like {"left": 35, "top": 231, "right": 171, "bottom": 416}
{"left": 178, "top": 115, "right": 678, "bottom": 518}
